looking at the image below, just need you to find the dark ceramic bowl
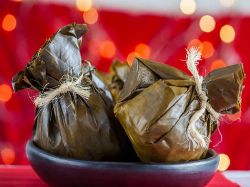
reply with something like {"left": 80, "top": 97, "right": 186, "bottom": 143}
{"left": 26, "top": 141, "right": 219, "bottom": 187}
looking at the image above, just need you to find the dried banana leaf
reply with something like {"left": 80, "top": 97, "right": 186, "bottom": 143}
{"left": 114, "top": 57, "right": 245, "bottom": 162}
{"left": 97, "top": 60, "right": 130, "bottom": 102}
{"left": 12, "top": 24, "right": 136, "bottom": 161}
{"left": 203, "top": 64, "right": 245, "bottom": 114}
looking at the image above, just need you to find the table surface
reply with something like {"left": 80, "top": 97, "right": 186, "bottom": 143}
{"left": 0, "top": 165, "right": 249, "bottom": 187}
{"left": 224, "top": 171, "right": 250, "bottom": 187}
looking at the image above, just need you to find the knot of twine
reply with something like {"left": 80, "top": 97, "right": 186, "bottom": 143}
{"left": 34, "top": 62, "right": 94, "bottom": 108}
{"left": 185, "top": 47, "right": 220, "bottom": 150}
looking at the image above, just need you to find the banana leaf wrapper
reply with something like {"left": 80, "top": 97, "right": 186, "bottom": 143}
{"left": 97, "top": 60, "right": 130, "bottom": 102}
{"left": 114, "top": 57, "right": 245, "bottom": 162}
{"left": 12, "top": 24, "right": 136, "bottom": 161}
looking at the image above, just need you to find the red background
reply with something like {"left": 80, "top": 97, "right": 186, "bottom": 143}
{"left": 0, "top": 0, "right": 250, "bottom": 170}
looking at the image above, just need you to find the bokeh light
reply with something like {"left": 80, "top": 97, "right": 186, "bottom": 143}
{"left": 201, "top": 41, "right": 214, "bottom": 59}
{"left": 0, "top": 84, "right": 13, "bottom": 102}
{"left": 135, "top": 43, "right": 151, "bottom": 58}
{"left": 220, "top": 25, "right": 235, "bottom": 43}
{"left": 219, "top": 0, "right": 235, "bottom": 7}
{"left": 188, "top": 39, "right": 203, "bottom": 50}
{"left": 1, "top": 147, "right": 15, "bottom": 165}
{"left": 188, "top": 40, "right": 214, "bottom": 59}
{"left": 83, "top": 8, "right": 98, "bottom": 24}
{"left": 218, "top": 153, "right": 230, "bottom": 171}
{"left": 199, "top": 15, "right": 216, "bottom": 33}
{"left": 127, "top": 52, "right": 140, "bottom": 66}
{"left": 180, "top": 0, "right": 196, "bottom": 15}
{"left": 210, "top": 59, "right": 226, "bottom": 71}
{"left": 99, "top": 40, "right": 116, "bottom": 59}
{"left": 2, "top": 14, "right": 17, "bottom": 32}
{"left": 76, "top": 0, "right": 92, "bottom": 12}
{"left": 88, "top": 39, "right": 99, "bottom": 55}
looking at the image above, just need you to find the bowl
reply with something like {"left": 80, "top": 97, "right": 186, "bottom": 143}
{"left": 26, "top": 140, "right": 219, "bottom": 187}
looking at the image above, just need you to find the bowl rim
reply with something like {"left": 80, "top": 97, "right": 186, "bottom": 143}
{"left": 26, "top": 140, "right": 219, "bottom": 169}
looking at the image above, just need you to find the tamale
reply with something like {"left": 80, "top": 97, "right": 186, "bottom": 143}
{"left": 12, "top": 23, "right": 135, "bottom": 161}
{"left": 114, "top": 56, "right": 245, "bottom": 162}
{"left": 97, "top": 60, "right": 130, "bottom": 102}
{"left": 108, "top": 61, "right": 130, "bottom": 102}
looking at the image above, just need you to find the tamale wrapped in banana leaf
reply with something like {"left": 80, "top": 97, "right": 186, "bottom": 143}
{"left": 12, "top": 23, "right": 135, "bottom": 161}
{"left": 114, "top": 53, "right": 245, "bottom": 163}
{"left": 97, "top": 60, "right": 130, "bottom": 102}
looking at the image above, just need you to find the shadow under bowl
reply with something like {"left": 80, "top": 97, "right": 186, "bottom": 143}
{"left": 26, "top": 140, "right": 219, "bottom": 187}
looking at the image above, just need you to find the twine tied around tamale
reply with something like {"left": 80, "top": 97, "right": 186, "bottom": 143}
{"left": 34, "top": 62, "right": 94, "bottom": 108}
{"left": 185, "top": 47, "right": 220, "bottom": 150}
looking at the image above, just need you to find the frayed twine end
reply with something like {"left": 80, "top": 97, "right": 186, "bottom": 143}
{"left": 186, "top": 47, "right": 202, "bottom": 67}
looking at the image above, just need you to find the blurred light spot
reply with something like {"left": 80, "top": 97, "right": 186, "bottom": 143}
{"left": 218, "top": 154, "right": 230, "bottom": 171}
{"left": 227, "top": 111, "right": 241, "bottom": 121}
{"left": 99, "top": 40, "right": 116, "bottom": 59}
{"left": 11, "top": 0, "right": 23, "bottom": 2}
{"left": 188, "top": 39, "right": 203, "bottom": 50}
{"left": 83, "top": 8, "right": 98, "bottom": 24}
{"left": 180, "top": 0, "right": 196, "bottom": 15}
{"left": 135, "top": 43, "right": 151, "bottom": 58}
{"left": 76, "top": 0, "right": 92, "bottom": 12}
{"left": 1, "top": 148, "right": 15, "bottom": 165}
{"left": 219, "top": 0, "right": 235, "bottom": 7}
{"left": 2, "top": 14, "right": 16, "bottom": 32}
{"left": 201, "top": 41, "right": 214, "bottom": 59}
{"left": 127, "top": 52, "right": 140, "bottom": 66}
{"left": 199, "top": 15, "right": 216, "bottom": 33}
{"left": 211, "top": 59, "right": 226, "bottom": 71}
{"left": 220, "top": 25, "right": 235, "bottom": 43}
{"left": 88, "top": 39, "right": 99, "bottom": 55}
{"left": 0, "top": 84, "right": 13, "bottom": 102}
